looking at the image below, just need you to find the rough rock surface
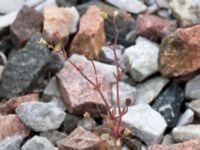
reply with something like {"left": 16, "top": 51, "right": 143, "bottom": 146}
{"left": 70, "top": 5, "right": 105, "bottom": 60}
{"left": 122, "top": 104, "right": 167, "bottom": 145}
{"left": 0, "top": 114, "right": 30, "bottom": 140}
{"left": 57, "top": 127, "right": 101, "bottom": 150}
{"left": 10, "top": 6, "right": 43, "bottom": 48}
{"left": 0, "top": 135, "right": 23, "bottom": 150}
{"left": 159, "top": 25, "right": 200, "bottom": 77}
{"left": 0, "top": 33, "right": 50, "bottom": 99}
{"left": 16, "top": 101, "right": 66, "bottom": 132}
{"left": 122, "top": 37, "right": 159, "bottom": 82}
{"left": 135, "top": 14, "right": 177, "bottom": 41}
{"left": 0, "top": 94, "right": 39, "bottom": 115}
{"left": 56, "top": 61, "right": 111, "bottom": 118}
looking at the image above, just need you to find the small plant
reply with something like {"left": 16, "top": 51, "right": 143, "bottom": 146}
{"left": 40, "top": 11, "right": 132, "bottom": 150}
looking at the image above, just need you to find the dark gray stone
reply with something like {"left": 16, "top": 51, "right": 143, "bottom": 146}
{"left": 0, "top": 33, "right": 50, "bottom": 99}
{"left": 152, "top": 84, "right": 184, "bottom": 128}
{"left": 56, "top": 0, "right": 78, "bottom": 7}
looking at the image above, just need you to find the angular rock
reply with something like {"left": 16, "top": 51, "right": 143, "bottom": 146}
{"left": 150, "top": 137, "right": 200, "bottom": 150}
{"left": 43, "top": 5, "right": 72, "bottom": 44}
{"left": 112, "top": 82, "right": 136, "bottom": 107}
{"left": 10, "top": 6, "right": 43, "bottom": 48}
{"left": 16, "top": 101, "right": 66, "bottom": 132}
{"left": 122, "top": 37, "right": 159, "bottom": 82}
{"left": 172, "top": 125, "right": 200, "bottom": 142}
{"left": 187, "top": 100, "right": 200, "bottom": 118}
{"left": 170, "top": 0, "right": 200, "bottom": 27}
{"left": 70, "top": 5, "right": 105, "bottom": 60}
{"left": 159, "top": 24, "right": 200, "bottom": 77}
{"left": 0, "top": 0, "right": 24, "bottom": 14}
{"left": 135, "top": 76, "right": 169, "bottom": 104}
{"left": 49, "top": 97, "right": 67, "bottom": 111}
{"left": 57, "top": 127, "right": 101, "bottom": 150}
{"left": 176, "top": 109, "right": 194, "bottom": 126}
{"left": 0, "top": 114, "right": 30, "bottom": 140}
{"left": 135, "top": 14, "right": 177, "bottom": 41}
{"left": 0, "top": 135, "right": 23, "bottom": 150}
{"left": 22, "top": 136, "right": 58, "bottom": 150}
{"left": 152, "top": 84, "right": 184, "bottom": 128}
{"left": 122, "top": 104, "right": 167, "bottom": 145}
{"left": 185, "top": 75, "right": 200, "bottom": 100}
{"left": 56, "top": 61, "right": 111, "bottom": 118}
{"left": 40, "top": 130, "right": 67, "bottom": 146}
{"left": 0, "top": 33, "right": 50, "bottom": 99}
{"left": 106, "top": 0, "right": 147, "bottom": 14}
{"left": 0, "top": 93, "right": 39, "bottom": 115}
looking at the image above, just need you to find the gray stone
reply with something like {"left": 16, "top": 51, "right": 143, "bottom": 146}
{"left": 112, "top": 82, "right": 136, "bottom": 107}
{"left": 176, "top": 109, "right": 194, "bottom": 126}
{"left": 0, "top": 135, "right": 23, "bottom": 150}
{"left": 0, "top": 0, "right": 24, "bottom": 14}
{"left": 40, "top": 130, "right": 67, "bottom": 146}
{"left": 185, "top": 75, "right": 200, "bottom": 100}
{"left": 0, "top": 33, "right": 50, "bottom": 99}
{"left": 161, "top": 134, "right": 174, "bottom": 145}
{"left": 122, "top": 104, "right": 167, "bottom": 145}
{"left": 135, "top": 76, "right": 169, "bottom": 104}
{"left": 170, "top": 0, "right": 200, "bottom": 27}
{"left": 69, "top": 6, "right": 79, "bottom": 34}
{"left": 147, "top": 4, "right": 158, "bottom": 14}
{"left": 22, "top": 136, "right": 58, "bottom": 150}
{"left": 56, "top": 0, "right": 78, "bottom": 7}
{"left": 157, "top": 9, "right": 171, "bottom": 19}
{"left": 43, "top": 77, "right": 61, "bottom": 101}
{"left": 172, "top": 125, "right": 200, "bottom": 142}
{"left": 187, "top": 100, "right": 200, "bottom": 118}
{"left": 0, "top": 66, "right": 4, "bottom": 79}
{"left": 152, "top": 84, "right": 184, "bottom": 128}
{"left": 78, "top": 118, "right": 94, "bottom": 131}
{"left": 156, "top": 0, "right": 169, "bottom": 8}
{"left": 25, "top": 0, "right": 44, "bottom": 7}
{"left": 35, "top": 0, "right": 57, "bottom": 12}
{"left": 49, "top": 97, "right": 67, "bottom": 111}
{"left": 122, "top": 37, "right": 159, "bottom": 82}
{"left": 16, "top": 101, "right": 66, "bottom": 132}
{"left": 0, "top": 52, "right": 7, "bottom": 65}
{"left": 106, "top": 0, "right": 147, "bottom": 14}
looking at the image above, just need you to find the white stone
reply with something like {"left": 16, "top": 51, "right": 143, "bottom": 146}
{"left": 0, "top": 0, "right": 24, "bottom": 14}
{"left": 35, "top": 0, "right": 57, "bottom": 12}
{"left": 135, "top": 76, "right": 169, "bottom": 104}
{"left": 176, "top": 109, "right": 194, "bottom": 126}
{"left": 122, "top": 37, "right": 159, "bottom": 82}
{"left": 172, "top": 125, "right": 200, "bottom": 142}
{"left": 156, "top": 0, "right": 169, "bottom": 8}
{"left": 112, "top": 82, "right": 136, "bottom": 107}
{"left": 25, "top": 0, "right": 44, "bottom": 7}
{"left": 69, "top": 6, "right": 79, "bottom": 34}
{"left": 0, "top": 135, "right": 23, "bottom": 150}
{"left": 49, "top": 97, "right": 67, "bottom": 111}
{"left": 187, "top": 100, "right": 200, "bottom": 117}
{"left": 185, "top": 75, "right": 200, "bottom": 100}
{"left": 161, "top": 134, "right": 174, "bottom": 145}
{"left": 106, "top": 0, "right": 147, "bottom": 14}
{"left": 122, "top": 104, "right": 167, "bottom": 145}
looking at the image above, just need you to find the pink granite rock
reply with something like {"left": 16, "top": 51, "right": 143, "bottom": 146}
{"left": 0, "top": 94, "right": 39, "bottom": 115}
{"left": 57, "top": 127, "right": 101, "bottom": 150}
{"left": 56, "top": 61, "right": 111, "bottom": 118}
{"left": 135, "top": 14, "right": 177, "bottom": 41}
{"left": 70, "top": 5, "right": 105, "bottom": 60}
{"left": 0, "top": 114, "right": 30, "bottom": 140}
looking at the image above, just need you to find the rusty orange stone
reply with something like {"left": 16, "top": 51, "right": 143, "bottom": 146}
{"left": 70, "top": 5, "right": 105, "bottom": 60}
{"left": 159, "top": 24, "right": 200, "bottom": 77}
{"left": 0, "top": 94, "right": 39, "bottom": 115}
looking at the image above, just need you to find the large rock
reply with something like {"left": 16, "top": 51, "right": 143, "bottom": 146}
{"left": 122, "top": 104, "right": 167, "bottom": 145}
{"left": 172, "top": 125, "right": 200, "bottom": 142}
{"left": 0, "top": 33, "right": 50, "bottom": 99}
{"left": 70, "top": 5, "right": 105, "bottom": 60}
{"left": 56, "top": 61, "right": 111, "bottom": 118}
{"left": 0, "top": 93, "right": 39, "bottom": 115}
{"left": 106, "top": 0, "right": 147, "bottom": 14}
{"left": 57, "top": 127, "right": 101, "bottom": 150}
{"left": 152, "top": 84, "right": 184, "bottom": 128}
{"left": 0, "top": 115, "right": 30, "bottom": 140}
{"left": 170, "top": 0, "right": 200, "bottom": 27}
{"left": 159, "top": 25, "right": 200, "bottom": 77}
{"left": 16, "top": 101, "right": 66, "bottom": 132}
{"left": 0, "top": 0, "right": 24, "bottom": 14}
{"left": 185, "top": 75, "right": 200, "bottom": 100}
{"left": 22, "top": 136, "right": 58, "bottom": 150}
{"left": 135, "top": 14, "right": 177, "bottom": 41}
{"left": 0, "top": 135, "right": 23, "bottom": 150}
{"left": 135, "top": 76, "right": 169, "bottom": 104}
{"left": 10, "top": 6, "right": 43, "bottom": 48}
{"left": 150, "top": 137, "right": 200, "bottom": 150}
{"left": 122, "top": 37, "right": 159, "bottom": 82}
